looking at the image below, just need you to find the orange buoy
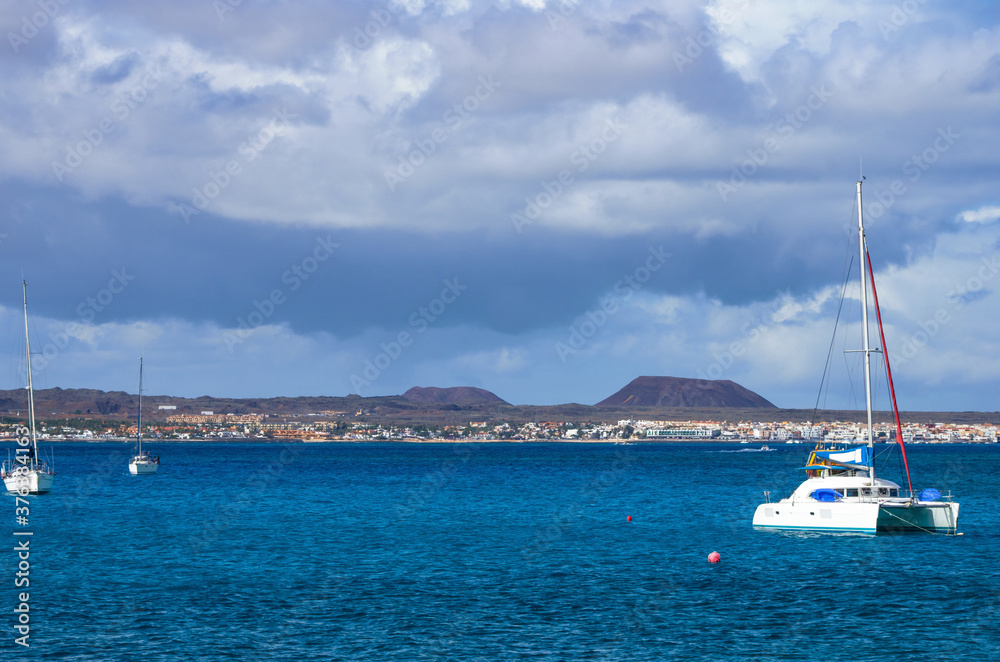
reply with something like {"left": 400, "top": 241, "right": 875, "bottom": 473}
{"left": 707, "top": 551, "right": 721, "bottom": 563}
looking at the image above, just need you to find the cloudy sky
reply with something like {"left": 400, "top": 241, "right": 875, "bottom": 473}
{"left": 1, "top": 0, "right": 998, "bottom": 411}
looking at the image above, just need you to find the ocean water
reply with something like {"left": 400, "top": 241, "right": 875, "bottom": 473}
{"left": 3, "top": 441, "right": 998, "bottom": 660}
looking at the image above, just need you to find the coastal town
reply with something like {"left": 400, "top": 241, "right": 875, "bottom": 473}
{"left": 1, "top": 412, "right": 996, "bottom": 444}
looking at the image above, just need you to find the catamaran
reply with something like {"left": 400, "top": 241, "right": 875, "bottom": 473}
{"left": 752, "top": 180, "right": 960, "bottom": 534}
{"left": 129, "top": 357, "right": 159, "bottom": 475}
{"left": 1, "top": 281, "right": 55, "bottom": 494}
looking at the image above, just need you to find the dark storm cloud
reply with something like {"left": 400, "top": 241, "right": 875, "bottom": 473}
{"left": 1, "top": 180, "right": 896, "bottom": 341}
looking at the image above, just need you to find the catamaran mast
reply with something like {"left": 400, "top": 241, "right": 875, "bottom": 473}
{"left": 137, "top": 357, "right": 143, "bottom": 455}
{"left": 856, "top": 180, "right": 875, "bottom": 480}
{"left": 22, "top": 281, "right": 38, "bottom": 470}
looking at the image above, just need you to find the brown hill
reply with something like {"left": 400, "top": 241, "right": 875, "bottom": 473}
{"left": 0, "top": 387, "right": 137, "bottom": 416}
{"left": 401, "top": 386, "right": 508, "bottom": 405}
{"left": 0, "top": 386, "right": 510, "bottom": 420}
{"left": 596, "top": 376, "right": 776, "bottom": 409}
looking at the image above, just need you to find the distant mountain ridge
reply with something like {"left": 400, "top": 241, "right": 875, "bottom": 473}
{"left": 0, "top": 385, "right": 512, "bottom": 418}
{"left": 0, "top": 378, "right": 772, "bottom": 418}
{"left": 1, "top": 377, "right": 774, "bottom": 416}
{"left": 0, "top": 387, "right": 138, "bottom": 416}
{"left": 2, "top": 382, "right": 997, "bottom": 426}
{"left": 596, "top": 376, "right": 776, "bottom": 409}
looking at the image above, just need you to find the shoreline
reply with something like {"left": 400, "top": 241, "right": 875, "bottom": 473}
{"left": 16, "top": 437, "right": 996, "bottom": 445}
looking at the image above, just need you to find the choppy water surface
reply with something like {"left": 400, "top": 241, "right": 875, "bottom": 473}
{"left": 4, "top": 441, "right": 997, "bottom": 660}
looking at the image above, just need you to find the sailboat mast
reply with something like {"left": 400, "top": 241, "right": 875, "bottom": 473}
{"left": 137, "top": 357, "right": 143, "bottom": 455}
{"left": 22, "top": 281, "right": 38, "bottom": 468}
{"left": 856, "top": 180, "right": 875, "bottom": 480}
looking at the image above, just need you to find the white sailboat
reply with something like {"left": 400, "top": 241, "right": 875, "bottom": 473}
{"left": 128, "top": 357, "right": 159, "bottom": 475}
{"left": 1, "top": 281, "right": 55, "bottom": 494}
{"left": 752, "top": 180, "right": 960, "bottom": 534}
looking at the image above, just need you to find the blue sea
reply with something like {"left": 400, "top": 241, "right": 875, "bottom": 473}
{"left": 3, "top": 441, "right": 998, "bottom": 660}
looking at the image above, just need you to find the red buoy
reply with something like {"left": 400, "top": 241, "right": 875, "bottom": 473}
{"left": 626, "top": 515, "right": 632, "bottom": 522}
{"left": 708, "top": 551, "right": 721, "bottom": 563}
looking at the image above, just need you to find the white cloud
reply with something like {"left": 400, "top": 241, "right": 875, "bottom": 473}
{"left": 451, "top": 347, "right": 529, "bottom": 374}
{"left": 517, "top": 0, "right": 548, "bottom": 11}
{"left": 707, "top": 0, "right": 881, "bottom": 82}
{"left": 957, "top": 205, "right": 1000, "bottom": 224}
{"left": 0, "top": 0, "right": 995, "bottom": 238}
{"left": 343, "top": 38, "right": 441, "bottom": 114}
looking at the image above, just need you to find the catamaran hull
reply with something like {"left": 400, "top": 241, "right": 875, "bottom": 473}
{"left": 129, "top": 460, "right": 158, "bottom": 475}
{"left": 752, "top": 501, "right": 881, "bottom": 533}
{"left": 753, "top": 500, "right": 960, "bottom": 534}
{"left": 877, "top": 501, "right": 959, "bottom": 533}
{"left": 3, "top": 470, "right": 54, "bottom": 494}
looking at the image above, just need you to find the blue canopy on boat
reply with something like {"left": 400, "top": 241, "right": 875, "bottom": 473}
{"left": 813, "top": 445, "right": 871, "bottom": 470}
{"left": 919, "top": 488, "right": 941, "bottom": 502}
{"left": 810, "top": 488, "right": 841, "bottom": 502}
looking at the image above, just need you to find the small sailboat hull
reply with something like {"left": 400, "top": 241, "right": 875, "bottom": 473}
{"left": 3, "top": 469, "right": 55, "bottom": 494}
{"left": 128, "top": 357, "right": 160, "bottom": 475}
{"left": 5, "top": 281, "right": 55, "bottom": 495}
{"left": 128, "top": 459, "right": 159, "bottom": 475}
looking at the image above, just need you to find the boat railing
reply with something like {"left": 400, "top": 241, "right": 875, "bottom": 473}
{"left": 803, "top": 488, "right": 956, "bottom": 505}
{"left": 897, "top": 488, "right": 957, "bottom": 503}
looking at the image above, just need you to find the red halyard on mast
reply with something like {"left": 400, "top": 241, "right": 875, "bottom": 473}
{"left": 865, "top": 249, "right": 914, "bottom": 497}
